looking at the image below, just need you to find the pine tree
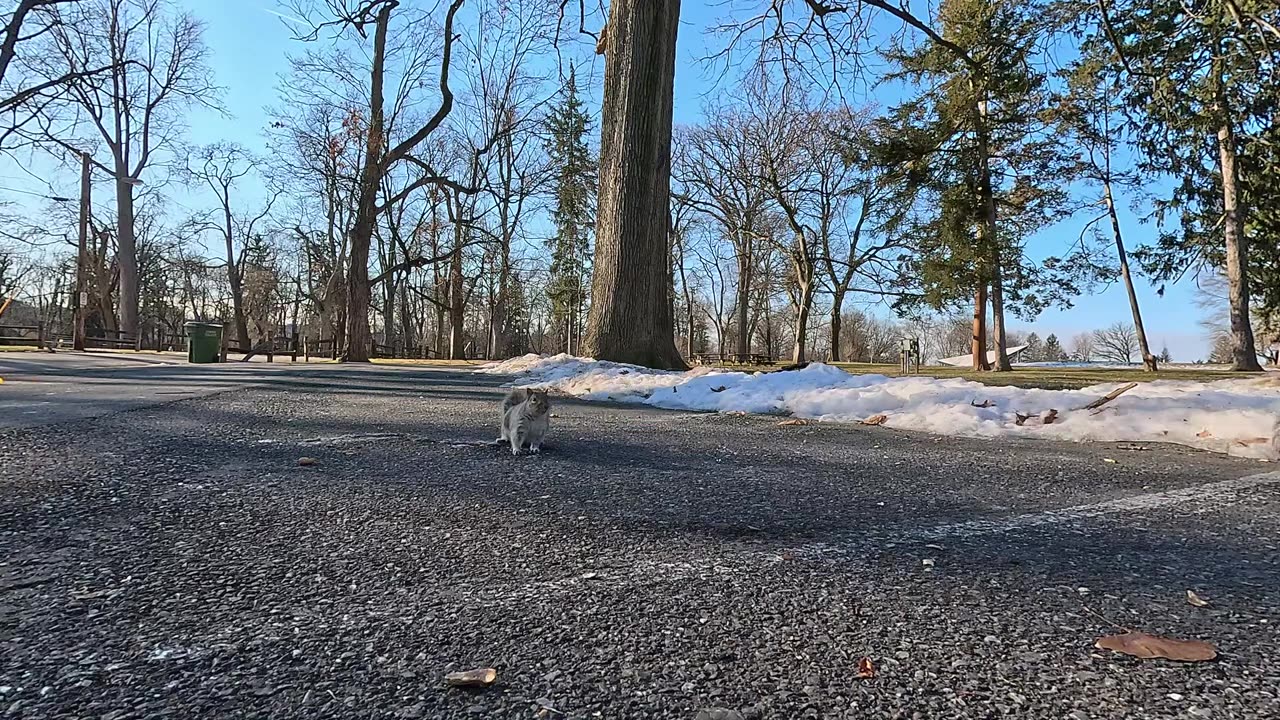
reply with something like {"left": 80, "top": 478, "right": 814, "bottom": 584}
{"left": 1095, "top": 0, "right": 1274, "bottom": 370}
{"left": 876, "top": 0, "right": 1079, "bottom": 371}
{"left": 1159, "top": 344, "right": 1173, "bottom": 364}
{"left": 1022, "top": 332, "right": 1043, "bottom": 362}
{"left": 545, "top": 70, "right": 597, "bottom": 355}
{"left": 1043, "top": 333, "right": 1065, "bottom": 362}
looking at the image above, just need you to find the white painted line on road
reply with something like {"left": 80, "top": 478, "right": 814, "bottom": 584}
{"left": 783, "top": 471, "right": 1280, "bottom": 564}
{"left": 901, "top": 470, "right": 1280, "bottom": 543}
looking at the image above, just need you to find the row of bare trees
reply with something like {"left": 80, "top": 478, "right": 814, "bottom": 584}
{"left": 2, "top": 0, "right": 1276, "bottom": 372}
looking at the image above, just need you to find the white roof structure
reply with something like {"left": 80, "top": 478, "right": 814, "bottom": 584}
{"left": 936, "top": 345, "right": 1029, "bottom": 367}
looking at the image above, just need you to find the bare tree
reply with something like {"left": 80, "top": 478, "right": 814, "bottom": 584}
{"left": 32, "top": 0, "right": 217, "bottom": 337}
{"left": 1069, "top": 331, "right": 1094, "bottom": 362}
{"left": 182, "top": 142, "right": 277, "bottom": 350}
{"left": 288, "top": 0, "right": 467, "bottom": 361}
{"left": 1091, "top": 322, "right": 1138, "bottom": 363}
{"left": 674, "top": 114, "right": 769, "bottom": 360}
{"left": 1, "top": 0, "right": 127, "bottom": 147}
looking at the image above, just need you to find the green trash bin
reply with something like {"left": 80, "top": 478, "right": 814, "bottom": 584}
{"left": 185, "top": 322, "right": 224, "bottom": 363}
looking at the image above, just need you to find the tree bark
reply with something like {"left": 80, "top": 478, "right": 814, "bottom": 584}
{"left": 988, "top": 257, "right": 1012, "bottom": 371}
{"left": 974, "top": 97, "right": 1009, "bottom": 371}
{"left": 115, "top": 177, "right": 139, "bottom": 337}
{"left": 581, "top": 0, "right": 686, "bottom": 369}
{"left": 490, "top": 254, "right": 510, "bottom": 359}
{"left": 971, "top": 283, "right": 989, "bottom": 371}
{"left": 735, "top": 249, "right": 751, "bottom": 358}
{"left": 1214, "top": 58, "right": 1262, "bottom": 372}
{"left": 223, "top": 201, "right": 250, "bottom": 349}
{"left": 1103, "top": 179, "right": 1156, "bottom": 371}
{"left": 830, "top": 288, "right": 846, "bottom": 363}
{"left": 448, "top": 223, "right": 466, "bottom": 359}
{"left": 791, "top": 279, "right": 814, "bottom": 363}
{"left": 339, "top": 3, "right": 392, "bottom": 362}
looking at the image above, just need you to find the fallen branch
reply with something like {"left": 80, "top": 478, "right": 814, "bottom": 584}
{"left": 1077, "top": 382, "right": 1138, "bottom": 411}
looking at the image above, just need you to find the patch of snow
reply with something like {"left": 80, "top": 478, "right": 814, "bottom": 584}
{"left": 481, "top": 355, "right": 1280, "bottom": 460}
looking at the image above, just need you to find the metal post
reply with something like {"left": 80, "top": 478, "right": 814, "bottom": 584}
{"left": 74, "top": 151, "right": 90, "bottom": 351}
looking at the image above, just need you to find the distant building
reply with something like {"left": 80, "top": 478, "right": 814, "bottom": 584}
{"left": 937, "top": 345, "right": 1029, "bottom": 367}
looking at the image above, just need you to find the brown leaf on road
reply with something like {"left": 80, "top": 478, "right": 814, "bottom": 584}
{"left": 856, "top": 657, "right": 875, "bottom": 679}
{"left": 297, "top": 457, "right": 318, "bottom": 467}
{"left": 778, "top": 418, "right": 809, "bottom": 426}
{"left": 1015, "top": 412, "right": 1036, "bottom": 426}
{"left": 445, "top": 667, "right": 498, "bottom": 687}
{"left": 861, "top": 414, "right": 888, "bottom": 426}
{"left": 1094, "top": 631, "right": 1217, "bottom": 662}
{"left": 1186, "top": 590, "right": 1210, "bottom": 607}
{"left": 1043, "top": 409, "right": 1059, "bottom": 425}
{"left": 1196, "top": 429, "right": 1213, "bottom": 438}
{"left": 1235, "top": 437, "right": 1270, "bottom": 447}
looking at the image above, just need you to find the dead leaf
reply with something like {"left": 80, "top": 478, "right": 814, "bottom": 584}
{"left": 1094, "top": 631, "right": 1217, "bottom": 662}
{"left": 862, "top": 414, "right": 888, "bottom": 426}
{"left": 297, "top": 457, "right": 318, "bottom": 467}
{"left": 1043, "top": 409, "right": 1059, "bottom": 425}
{"left": 856, "top": 657, "right": 875, "bottom": 679}
{"left": 445, "top": 668, "right": 498, "bottom": 687}
{"left": 1015, "top": 412, "right": 1036, "bottom": 426}
{"left": 1102, "top": 458, "right": 1117, "bottom": 464}
{"left": 1196, "top": 429, "right": 1213, "bottom": 438}
{"left": 1235, "top": 437, "right": 1270, "bottom": 446}
{"left": 710, "top": 385, "right": 727, "bottom": 393}
{"left": 778, "top": 418, "right": 809, "bottom": 426}
{"left": 970, "top": 399, "right": 995, "bottom": 408}
{"left": 1186, "top": 590, "right": 1210, "bottom": 607}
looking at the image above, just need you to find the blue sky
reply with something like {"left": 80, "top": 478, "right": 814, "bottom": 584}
{"left": 1, "top": 0, "right": 1210, "bottom": 360}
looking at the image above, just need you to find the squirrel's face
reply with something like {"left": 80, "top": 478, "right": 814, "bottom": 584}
{"left": 528, "top": 389, "right": 550, "bottom": 413}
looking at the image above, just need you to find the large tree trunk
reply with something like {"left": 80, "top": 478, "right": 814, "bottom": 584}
{"left": 1104, "top": 179, "right": 1156, "bottom": 371}
{"left": 581, "top": 0, "right": 686, "bottom": 369}
{"left": 340, "top": 3, "right": 392, "bottom": 363}
{"left": 974, "top": 98, "right": 1010, "bottom": 372}
{"left": 988, "top": 258, "right": 1012, "bottom": 371}
{"left": 792, "top": 279, "right": 814, "bottom": 364}
{"left": 115, "top": 178, "right": 139, "bottom": 337}
{"left": 1214, "top": 59, "right": 1262, "bottom": 372}
{"left": 971, "top": 283, "right": 989, "bottom": 371}
{"left": 735, "top": 250, "right": 751, "bottom": 358}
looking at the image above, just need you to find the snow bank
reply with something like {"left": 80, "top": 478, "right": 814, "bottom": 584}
{"left": 480, "top": 355, "right": 1280, "bottom": 460}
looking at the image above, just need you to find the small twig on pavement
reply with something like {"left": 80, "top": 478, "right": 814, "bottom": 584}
{"left": 1079, "top": 602, "right": 1130, "bottom": 633}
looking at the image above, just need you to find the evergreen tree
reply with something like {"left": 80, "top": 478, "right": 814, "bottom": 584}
{"left": 1022, "top": 332, "right": 1043, "bottom": 362}
{"left": 876, "top": 0, "right": 1082, "bottom": 371}
{"left": 1159, "top": 344, "right": 1173, "bottom": 364}
{"left": 545, "top": 70, "right": 597, "bottom": 354}
{"left": 1043, "top": 333, "right": 1065, "bottom": 362}
{"left": 1092, "top": 0, "right": 1276, "bottom": 370}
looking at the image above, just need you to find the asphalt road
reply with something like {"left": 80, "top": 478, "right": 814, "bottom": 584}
{"left": 1, "top": 357, "right": 1278, "bottom": 719}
